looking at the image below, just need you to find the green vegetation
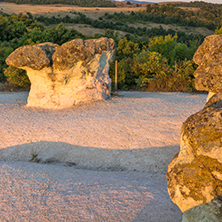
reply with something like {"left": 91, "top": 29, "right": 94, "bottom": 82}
{"left": 215, "top": 27, "right": 222, "bottom": 34}
{"left": 0, "top": 1, "right": 222, "bottom": 92}
{"left": 29, "top": 150, "right": 40, "bottom": 163}
{"left": 110, "top": 35, "right": 197, "bottom": 91}
{"left": 3, "top": 0, "right": 115, "bottom": 7}
{"left": 4, "top": 66, "right": 30, "bottom": 88}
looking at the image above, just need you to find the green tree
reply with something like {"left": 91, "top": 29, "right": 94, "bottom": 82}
{"left": 132, "top": 50, "right": 172, "bottom": 90}
{"left": 148, "top": 34, "right": 177, "bottom": 65}
{"left": 28, "top": 29, "right": 53, "bottom": 43}
{"left": 4, "top": 66, "right": 30, "bottom": 88}
{"left": 166, "top": 60, "right": 195, "bottom": 92}
{"left": 0, "top": 46, "right": 14, "bottom": 81}
{"left": 116, "top": 38, "right": 139, "bottom": 60}
{"left": 132, "top": 50, "right": 195, "bottom": 92}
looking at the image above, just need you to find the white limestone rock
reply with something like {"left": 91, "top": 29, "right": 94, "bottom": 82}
{"left": 6, "top": 38, "right": 116, "bottom": 109}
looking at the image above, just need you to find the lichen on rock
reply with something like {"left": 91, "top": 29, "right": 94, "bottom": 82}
{"left": 193, "top": 35, "right": 222, "bottom": 101}
{"left": 6, "top": 37, "right": 116, "bottom": 109}
{"left": 6, "top": 42, "right": 58, "bottom": 71}
{"left": 166, "top": 98, "right": 222, "bottom": 213}
{"left": 167, "top": 34, "right": 222, "bottom": 222}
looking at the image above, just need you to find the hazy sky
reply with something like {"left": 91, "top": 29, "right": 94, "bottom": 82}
{"left": 115, "top": 0, "right": 222, "bottom": 4}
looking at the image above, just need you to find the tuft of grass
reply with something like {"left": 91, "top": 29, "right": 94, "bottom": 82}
{"left": 30, "top": 150, "right": 41, "bottom": 163}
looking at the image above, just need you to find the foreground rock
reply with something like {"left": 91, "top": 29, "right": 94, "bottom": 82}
{"left": 167, "top": 92, "right": 222, "bottom": 221}
{"left": 193, "top": 35, "right": 222, "bottom": 101}
{"left": 6, "top": 38, "right": 116, "bottom": 109}
{"left": 167, "top": 34, "right": 222, "bottom": 221}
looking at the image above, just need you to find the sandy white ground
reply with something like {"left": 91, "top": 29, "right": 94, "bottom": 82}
{"left": 0, "top": 91, "right": 207, "bottom": 221}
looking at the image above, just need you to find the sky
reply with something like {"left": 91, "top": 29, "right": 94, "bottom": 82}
{"left": 114, "top": 0, "right": 222, "bottom": 4}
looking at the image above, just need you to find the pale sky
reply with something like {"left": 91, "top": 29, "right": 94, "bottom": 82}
{"left": 115, "top": 0, "right": 222, "bottom": 4}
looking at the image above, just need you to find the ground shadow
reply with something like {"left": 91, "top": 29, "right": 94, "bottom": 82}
{"left": 0, "top": 141, "right": 180, "bottom": 173}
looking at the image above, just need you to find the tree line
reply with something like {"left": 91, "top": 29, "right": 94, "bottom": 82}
{"left": 2, "top": 0, "right": 115, "bottom": 7}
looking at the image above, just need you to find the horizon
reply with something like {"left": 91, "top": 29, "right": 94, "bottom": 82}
{"left": 114, "top": 0, "right": 222, "bottom": 4}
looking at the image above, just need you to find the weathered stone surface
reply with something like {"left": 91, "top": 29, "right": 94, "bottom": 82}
{"left": 193, "top": 35, "right": 222, "bottom": 100}
{"left": 167, "top": 35, "right": 222, "bottom": 221}
{"left": 182, "top": 197, "right": 222, "bottom": 222}
{"left": 166, "top": 92, "right": 222, "bottom": 218}
{"left": 204, "top": 91, "right": 222, "bottom": 108}
{"left": 6, "top": 37, "right": 116, "bottom": 109}
{"left": 6, "top": 42, "right": 58, "bottom": 70}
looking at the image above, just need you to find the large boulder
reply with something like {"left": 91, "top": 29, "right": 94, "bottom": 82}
{"left": 6, "top": 38, "right": 116, "bottom": 109}
{"left": 167, "top": 35, "right": 222, "bottom": 221}
{"left": 193, "top": 35, "right": 222, "bottom": 101}
{"left": 166, "top": 92, "right": 222, "bottom": 221}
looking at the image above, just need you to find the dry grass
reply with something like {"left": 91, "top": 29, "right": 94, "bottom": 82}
{"left": 47, "top": 23, "right": 128, "bottom": 37}
{"left": 178, "top": 7, "right": 201, "bottom": 12}
{"left": 129, "top": 22, "right": 213, "bottom": 36}
{"left": 0, "top": 2, "right": 147, "bottom": 20}
{"left": 64, "top": 24, "right": 128, "bottom": 37}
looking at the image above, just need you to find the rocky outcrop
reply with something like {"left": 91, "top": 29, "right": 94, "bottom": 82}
{"left": 167, "top": 35, "right": 222, "bottom": 222}
{"left": 6, "top": 38, "right": 116, "bottom": 109}
{"left": 166, "top": 95, "right": 222, "bottom": 212}
{"left": 193, "top": 35, "right": 222, "bottom": 101}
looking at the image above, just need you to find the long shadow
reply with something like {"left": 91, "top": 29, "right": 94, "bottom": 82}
{"left": 0, "top": 141, "right": 180, "bottom": 173}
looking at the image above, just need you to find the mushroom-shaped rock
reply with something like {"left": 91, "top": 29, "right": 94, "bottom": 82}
{"left": 193, "top": 34, "right": 222, "bottom": 101}
{"left": 166, "top": 92, "right": 222, "bottom": 221}
{"left": 6, "top": 38, "right": 116, "bottom": 109}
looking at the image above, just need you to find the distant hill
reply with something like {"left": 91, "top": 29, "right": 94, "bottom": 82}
{"left": 121, "top": 0, "right": 153, "bottom": 3}
{"left": 2, "top": 0, "right": 115, "bottom": 7}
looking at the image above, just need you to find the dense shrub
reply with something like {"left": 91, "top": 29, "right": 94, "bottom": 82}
{"left": 138, "top": 60, "right": 195, "bottom": 92}
{"left": 109, "top": 35, "right": 198, "bottom": 92}
{"left": 215, "top": 27, "right": 222, "bottom": 34}
{"left": 4, "top": 66, "right": 30, "bottom": 88}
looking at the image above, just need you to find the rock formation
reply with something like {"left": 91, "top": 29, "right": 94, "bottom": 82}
{"left": 193, "top": 34, "right": 222, "bottom": 101}
{"left": 167, "top": 35, "right": 222, "bottom": 222}
{"left": 167, "top": 97, "right": 222, "bottom": 221}
{"left": 6, "top": 37, "right": 116, "bottom": 109}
